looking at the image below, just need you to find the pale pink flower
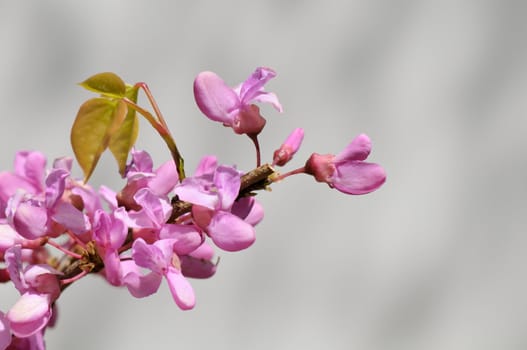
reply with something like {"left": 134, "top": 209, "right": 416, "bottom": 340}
{"left": 305, "top": 134, "right": 386, "bottom": 194}
{"left": 193, "top": 67, "right": 282, "bottom": 136}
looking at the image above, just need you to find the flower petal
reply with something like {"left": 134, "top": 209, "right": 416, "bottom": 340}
{"left": 238, "top": 67, "right": 273, "bottom": 101}
{"left": 122, "top": 260, "right": 163, "bottom": 298}
{"left": 132, "top": 238, "right": 168, "bottom": 273}
{"left": 10, "top": 201, "right": 48, "bottom": 240}
{"left": 0, "top": 312, "right": 11, "bottom": 350}
{"left": 334, "top": 134, "right": 371, "bottom": 162}
{"left": 165, "top": 267, "right": 195, "bottom": 310}
{"left": 137, "top": 189, "right": 172, "bottom": 223}
{"left": 194, "top": 71, "right": 239, "bottom": 124}
{"left": 180, "top": 255, "right": 217, "bottom": 279}
{"left": 44, "top": 168, "right": 68, "bottom": 208}
{"left": 251, "top": 91, "right": 283, "bottom": 112}
{"left": 159, "top": 224, "right": 203, "bottom": 255}
{"left": 0, "top": 173, "right": 38, "bottom": 217}
{"left": 231, "top": 197, "right": 264, "bottom": 226}
{"left": 174, "top": 177, "right": 218, "bottom": 210}
{"left": 99, "top": 185, "right": 118, "bottom": 210}
{"left": 237, "top": 67, "right": 283, "bottom": 112}
{"left": 214, "top": 165, "right": 240, "bottom": 210}
{"left": 181, "top": 243, "right": 217, "bottom": 279}
{"left": 50, "top": 201, "right": 90, "bottom": 234}
{"left": 207, "top": 211, "right": 255, "bottom": 251}
{"left": 0, "top": 223, "right": 22, "bottom": 254}
{"left": 148, "top": 160, "right": 179, "bottom": 196}
{"left": 331, "top": 161, "right": 386, "bottom": 195}
{"left": 14, "top": 151, "right": 47, "bottom": 193}
{"left": 102, "top": 250, "right": 123, "bottom": 286}
{"left": 125, "top": 149, "right": 154, "bottom": 181}
{"left": 7, "top": 293, "right": 51, "bottom": 338}
{"left": 5, "top": 245, "right": 27, "bottom": 293}
{"left": 194, "top": 155, "right": 218, "bottom": 177}
{"left": 93, "top": 209, "right": 127, "bottom": 250}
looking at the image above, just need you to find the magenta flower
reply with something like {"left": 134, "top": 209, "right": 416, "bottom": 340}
{"left": 193, "top": 67, "right": 283, "bottom": 136}
{"left": 118, "top": 149, "right": 180, "bottom": 210}
{"left": 0, "top": 151, "right": 46, "bottom": 219}
{"left": 273, "top": 128, "right": 305, "bottom": 166}
{"left": 175, "top": 156, "right": 256, "bottom": 252}
{"left": 305, "top": 134, "right": 386, "bottom": 194}
{"left": 4, "top": 245, "right": 61, "bottom": 339}
{"left": 92, "top": 209, "right": 128, "bottom": 286}
{"left": 5, "top": 168, "right": 89, "bottom": 239}
{"left": 128, "top": 238, "right": 196, "bottom": 310}
{"left": 115, "top": 188, "right": 203, "bottom": 253}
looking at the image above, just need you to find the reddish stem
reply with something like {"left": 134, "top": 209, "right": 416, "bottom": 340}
{"left": 46, "top": 240, "right": 83, "bottom": 260}
{"left": 135, "top": 82, "right": 169, "bottom": 130}
{"left": 60, "top": 270, "right": 89, "bottom": 285}
{"left": 122, "top": 96, "right": 186, "bottom": 180}
{"left": 249, "top": 134, "right": 262, "bottom": 167}
{"left": 272, "top": 166, "right": 306, "bottom": 182}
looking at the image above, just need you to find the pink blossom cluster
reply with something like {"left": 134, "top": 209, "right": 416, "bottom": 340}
{"left": 0, "top": 67, "right": 385, "bottom": 349}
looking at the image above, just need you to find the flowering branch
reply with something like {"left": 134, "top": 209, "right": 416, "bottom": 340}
{"left": 0, "top": 66, "right": 386, "bottom": 349}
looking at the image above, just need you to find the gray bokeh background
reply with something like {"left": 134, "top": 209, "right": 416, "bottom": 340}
{"left": 1, "top": 1, "right": 527, "bottom": 349}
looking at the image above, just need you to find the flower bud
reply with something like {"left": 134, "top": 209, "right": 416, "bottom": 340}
{"left": 273, "top": 128, "right": 304, "bottom": 166}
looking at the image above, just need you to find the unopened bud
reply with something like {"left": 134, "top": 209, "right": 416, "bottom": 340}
{"left": 272, "top": 128, "right": 304, "bottom": 166}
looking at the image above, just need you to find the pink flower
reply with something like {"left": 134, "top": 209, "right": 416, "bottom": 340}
{"left": 129, "top": 238, "right": 195, "bottom": 310}
{"left": 92, "top": 209, "right": 128, "bottom": 286}
{"left": 273, "top": 128, "right": 304, "bottom": 166}
{"left": 175, "top": 156, "right": 257, "bottom": 252}
{"left": 4, "top": 245, "right": 61, "bottom": 339}
{"left": 115, "top": 188, "right": 203, "bottom": 253}
{"left": 118, "top": 149, "right": 180, "bottom": 210}
{"left": 0, "top": 151, "right": 46, "bottom": 219}
{"left": 193, "top": 67, "right": 282, "bottom": 136}
{"left": 305, "top": 134, "right": 386, "bottom": 194}
{"left": 0, "top": 156, "right": 90, "bottom": 239}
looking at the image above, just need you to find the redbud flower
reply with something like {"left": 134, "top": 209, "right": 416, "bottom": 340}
{"left": 4, "top": 245, "right": 61, "bottom": 339}
{"left": 273, "top": 128, "right": 304, "bottom": 166}
{"left": 0, "top": 151, "right": 46, "bottom": 219}
{"left": 115, "top": 188, "right": 203, "bottom": 252}
{"left": 193, "top": 67, "right": 283, "bottom": 136}
{"left": 305, "top": 134, "right": 386, "bottom": 195}
{"left": 130, "top": 238, "right": 195, "bottom": 310}
{"left": 118, "top": 149, "right": 179, "bottom": 210}
{"left": 175, "top": 157, "right": 256, "bottom": 252}
{"left": 5, "top": 168, "right": 89, "bottom": 239}
{"left": 92, "top": 209, "right": 128, "bottom": 286}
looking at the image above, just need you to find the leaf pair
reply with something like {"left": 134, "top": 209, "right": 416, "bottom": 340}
{"left": 71, "top": 73, "right": 139, "bottom": 182}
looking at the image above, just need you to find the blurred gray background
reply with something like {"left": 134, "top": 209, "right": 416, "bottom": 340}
{"left": 1, "top": 1, "right": 527, "bottom": 349}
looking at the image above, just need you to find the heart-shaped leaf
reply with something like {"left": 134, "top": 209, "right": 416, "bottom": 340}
{"left": 79, "top": 72, "right": 126, "bottom": 97}
{"left": 71, "top": 98, "right": 127, "bottom": 181}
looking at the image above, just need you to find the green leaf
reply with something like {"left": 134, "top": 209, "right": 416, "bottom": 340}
{"left": 71, "top": 98, "right": 128, "bottom": 182}
{"left": 109, "top": 86, "right": 140, "bottom": 176}
{"left": 79, "top": 72, "right": 126, "bottom": 97}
